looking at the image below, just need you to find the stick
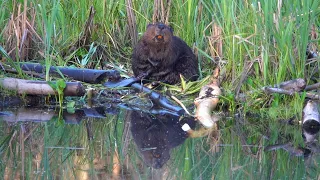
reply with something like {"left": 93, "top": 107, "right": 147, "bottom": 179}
{"left": 194, "top": 67, "right": 221, "bottom": 128}
{"left": 0, "top": 77, "right": 85, "bottom": 96}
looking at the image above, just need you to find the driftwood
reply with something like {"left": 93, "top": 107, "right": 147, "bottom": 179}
{"left": 302, "top": 100, "right": 320, "bottom": 143}
{"left": 275, "top": 78, "right": 306, "bottom": 92}
{"left": 118, "top": 103, "right": 181, "bottom": 117}
{"left": 194, "top": 67, "right": 221, "bottom": 128}
{"left": 0, "top": 77, "right": 85, "bottom": 96}
{"left": 104, "top": 78, "right": 184, "bottom": 115}
{"left": 305, "top": 82, "right": 320, "bottom": 91}
{"left": 20, "top": 63, "right": 120, "bottom": 83}
{"left": 263, "top": 87, "right": 320, "bottom": 100}
{"left": 239, "top": 78, "right": 320, "bottom": 100}
{"left": 130, "top": 83, "right": 184, "bottom": 115}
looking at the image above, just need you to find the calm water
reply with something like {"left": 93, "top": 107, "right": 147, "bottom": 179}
{"left": 0, "top": 103, "right": 319, "bottom": 180}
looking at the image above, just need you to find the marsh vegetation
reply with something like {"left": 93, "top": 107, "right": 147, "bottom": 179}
{"left": 0, "top": 0, "right": 319, "bottom": 179}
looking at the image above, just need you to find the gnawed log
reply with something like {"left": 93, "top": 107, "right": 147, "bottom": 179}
{"left": 194, "top": 67, "right": 221, "bottom": 128}
{"left": 0, "top": 77, "right": 85, "bottom": 96}
{"left": 302, "top": 100, "right": 320, "bottom": 143}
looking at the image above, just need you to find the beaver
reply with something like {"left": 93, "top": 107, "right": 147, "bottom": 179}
{"left": 131, "top": 23, "right": 199, "bottom": 84}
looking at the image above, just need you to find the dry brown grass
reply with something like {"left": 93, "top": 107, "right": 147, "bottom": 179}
{"left": 3, "top": 1, "right": 43, "bottom": 61}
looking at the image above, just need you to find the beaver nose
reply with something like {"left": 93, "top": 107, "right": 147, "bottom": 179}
{"left": 158, "top": 23, "right": 165, "bottom": 29}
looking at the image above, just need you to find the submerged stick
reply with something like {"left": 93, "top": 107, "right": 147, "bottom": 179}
{"left": 0, "top": 77, "right": 85, "bottom": 96}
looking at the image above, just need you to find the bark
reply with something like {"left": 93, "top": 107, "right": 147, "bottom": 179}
{"left": 0, "top": 77, "right": 85, "bottom": 96}
{"left": 194, "top": 67, "right": 221, "bottom": 128}
{"left": 20, "top": 63, "right": 120, "bottom": 83}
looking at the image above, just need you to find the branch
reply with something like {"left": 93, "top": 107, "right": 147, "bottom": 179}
{"left": 194, "top": 67, "right": 221, "bottom": 128}
{"left": 0, "top": 78, "right": 85, "bottom": 96}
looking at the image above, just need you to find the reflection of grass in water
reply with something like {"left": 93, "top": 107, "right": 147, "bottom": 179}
{"left": 0, "top": 0, "right": 320, "bottom": 178}
{"left": 0, "top": 110, "right": 319, "bottom": 179}
{"left": 168, "top": 114, "right": 318, "bottom": 179}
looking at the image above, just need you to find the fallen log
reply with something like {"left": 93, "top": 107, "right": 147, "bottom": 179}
{"left": 0, "top": 77, "right": 85, "bottom": 96}
{"left": 263, "top": 87, "right": 320, "bottom": 100}
{"left": 238, "top": 78, "right": 320, "bottom": 101}
{"left": 20, "top": 63, "right": 121, "bottom": 83}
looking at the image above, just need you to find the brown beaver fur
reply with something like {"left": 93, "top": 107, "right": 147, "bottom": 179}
{"left": 131, "top": 23, "right": 199, "bottom": 84}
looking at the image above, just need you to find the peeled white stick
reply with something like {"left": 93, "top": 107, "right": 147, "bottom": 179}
{"left": 194, "top": 67, "right": 221, "bottom": 128}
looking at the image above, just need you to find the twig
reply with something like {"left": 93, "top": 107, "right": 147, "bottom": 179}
{"left": 263, "top": 87, "right": 320, "bottom": 100}
{"left": 194, "top": 67, "right": 221, "bottom": 128}
{"left": 305, "top": 82, "right": 320, "bottom": 91}
{"left": 170, "top": 95, "right": 193, "bottom": 116}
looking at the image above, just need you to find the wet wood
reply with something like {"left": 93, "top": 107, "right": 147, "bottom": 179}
{"left": 130, "top": 83, "right": 184, "bottom": 115}
{"left": 305, "top": 82, "right": 320, "bottom": 91}
{"left": 20, "top": 63, "right": 121, "bottom": 83}
{"left": 276, "top": 78, "right": 306, "bottom": 92}
{"left": 0, "top": 107, "right": 55, "bottom": 123}
{"left": 239, "top": 78, "right": 320, "bottom": 100}
{"left": 263, "top": 87, "right": 320, "bottom": 100}
{"left": 302, "top": 100, "right": 320, "bottom": 143}
{"left": 0, "top": 77, "right": 86, "bottom": 96}
{"left": 194, "top": 67, "right": 221, "bottom": 128}
{"left": 303, "top": 100, "right": 320, "bottom": 125}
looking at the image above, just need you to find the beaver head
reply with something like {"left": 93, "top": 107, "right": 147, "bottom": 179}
{"left": 143, "top": 23, "right": 173, "bottom": 45}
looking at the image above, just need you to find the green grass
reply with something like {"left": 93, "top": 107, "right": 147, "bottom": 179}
{"left": 0, "top": 0, "right": 320, "bottom": 179}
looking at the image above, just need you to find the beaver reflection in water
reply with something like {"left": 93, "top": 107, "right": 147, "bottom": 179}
{"left": 128, "top": 110, "right": 195, "bottom": 169}
{"left": 131, "top": 23, "right": 199, "bottom": 84}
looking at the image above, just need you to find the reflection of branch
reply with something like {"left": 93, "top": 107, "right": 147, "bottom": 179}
{"left": 112, "top": 148, "right": 121, "bottom": 179}
{"left": 85, "top": 121, "right": 93, "bottom": 141}
{"left": 264, "top": 143, "right": 305, "bottom": 157}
